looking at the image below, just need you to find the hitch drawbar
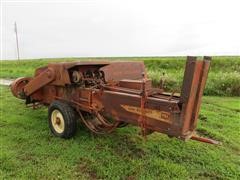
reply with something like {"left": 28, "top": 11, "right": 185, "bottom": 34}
{"left": 11, "top": 56, "right": 219, "bottom": 144}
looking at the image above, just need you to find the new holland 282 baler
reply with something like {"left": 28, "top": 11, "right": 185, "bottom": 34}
{"left": 10, "top": 56, "right": 219, "bottom": 144}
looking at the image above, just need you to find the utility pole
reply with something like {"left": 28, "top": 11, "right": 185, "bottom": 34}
{"left": 14, "top": 21, "right": 20, "bottom": 60}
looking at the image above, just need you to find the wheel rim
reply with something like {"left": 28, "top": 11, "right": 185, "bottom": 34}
{"left": 51, "top": 109, "right": 65, "bottom": 133}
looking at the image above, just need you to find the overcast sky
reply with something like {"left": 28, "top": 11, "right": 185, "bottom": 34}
{"left": 1, "top": 0, "right": 240, "bottom": 60}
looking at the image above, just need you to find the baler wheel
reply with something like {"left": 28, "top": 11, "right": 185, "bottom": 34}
{"left": 48, "top": 101, "right": 77, "bottom": 138}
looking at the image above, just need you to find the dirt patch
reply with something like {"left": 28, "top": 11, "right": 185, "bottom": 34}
{"left": 111, "top": 135, "right": 145, "bottom": 158}
{"left": 199, "top": 114, "right": 208, "bottom": 121}
{"left": 18, "top": 153, "right": 35, "bottom": 162}
{"left": 198, "top": 171, "right": 223, "bottom": 180}
{"left": 234, "top": 109, "right": 240, "bottom": 113}
{"left": 75, "top": 157, "right": 99, "bottom": 179}
{"left": 126, "top": 175, "right": 137, "bottom": 180}
{"left": 0, "top": 79, "right": 14, "bottom": 86}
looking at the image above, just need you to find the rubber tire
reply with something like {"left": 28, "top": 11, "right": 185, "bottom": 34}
{"left": 48, "top": 100, "right": 77, "bottom": 138}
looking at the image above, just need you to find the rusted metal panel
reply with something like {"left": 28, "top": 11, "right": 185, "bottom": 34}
{"left": 24, "top": 68, "right": 55, "bottom": 96}
{"left": 179, "top": 56, "right": 212, "bottom": 138}
{"left": 119, "top": 79, "right": 152, "bottom": 90}
{"left": 190, "top": 57, "right": 211, "bottom": 131}
{"left": 49, "top": 61, "right": 109, "bottom": 69}
{"left": 101, "top": 62, "right": 146, "bottom": 82}
{"left": 180, "top": 57, "right": 203, "bottom": 137}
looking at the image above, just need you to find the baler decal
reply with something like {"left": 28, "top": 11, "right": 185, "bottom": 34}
{"left": 120, "top": 105, "right": 171, "bottom": 123}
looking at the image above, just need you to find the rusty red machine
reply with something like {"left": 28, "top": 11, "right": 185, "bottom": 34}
{"left": 11, "top": 56, "right": 218, "bottom": 144}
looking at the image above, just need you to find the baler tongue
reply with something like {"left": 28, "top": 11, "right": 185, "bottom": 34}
{"left": 191, "top": 135, "right": 220, "bottom": 145}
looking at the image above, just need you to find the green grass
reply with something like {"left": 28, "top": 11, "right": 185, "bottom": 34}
{"left": 1, "top": 56, "right": 240, "bottom": 96}
{"left": 0, "top": 85, "right": 239, "bottom": 179}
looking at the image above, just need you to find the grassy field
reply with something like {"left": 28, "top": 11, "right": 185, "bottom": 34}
{"left": 0, "top": 85, "right": 240, "bottom": 179}
{"left": 1, "top": 56, "right": 240, "bottom": 96}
